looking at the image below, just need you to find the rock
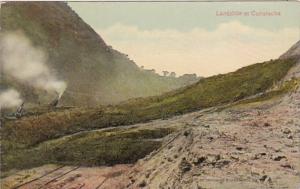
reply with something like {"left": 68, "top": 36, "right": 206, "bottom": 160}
{"left": 145, "top": 171, "right": 151, "bottom": 178}
{"left": 272, "top": 155, "right": 287, "bottom": 161}
{"left": 253, "top": 152, "right": 267, "bottom": 159}
{"left": 251, "top": 152, "right": 267, "bottom": 160}
{"left": 207, "top": 154, "right": 221, "bottom": 165}
{"left": 167, "top": 157, "right": 173, "bottom": 162}
{"left": 274, "top": 148, "right": 281, "bottom": 152}
{"left": 282, "top": 128, "right": 292, "bottom": 134}
{"left": 236, "top": 146, "right": 243, "bottom": 151}
{"left": 264, "top": 122, "right": 271, "bottom": 127}
{"left": 178, "top": 147, "right": 183, "bottom": 152}
{"left": 287, "top": 134, "right": 293, "bottom": 139}
{"left": 179, "top": 158, "right": 192, "bottom": 173}
{"left": 184, "top": 130, "right": 190, "bottom": 136}
{"left": 265, "top": 177, "right": 272, "bottom": 184}
{"left": 259, "top": 152, "right": 267, "bottom": 156}
{"left": 194, "top": 114, "right": 203, "bottom": 119}
{"left": 130, "top": 178, "right": 135, "bottom": 184}
{"left": 259, "top": 175, "right": 268, "bottom": 182}
{"left": 193, "top": 156, "right": 206, "bottom": 166}
{"left": 230, "top": 154, "right": 239, "bottom": 161}
{"left": 215, "top": 159, "right": 231, "bottom": 168}
{"left": 281, "top": 162, "right": 293, "bottom": 169}
{"left": 259, "top": 175, "right": 272, "bottom": 183}
{"left": 138, "top": 180, "right": 147, "bottom": 187}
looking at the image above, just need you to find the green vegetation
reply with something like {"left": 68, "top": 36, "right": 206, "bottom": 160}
{"left": 1, "top": 52, "right": 298, "bottom": 176}
{"left": 121, "top": 58, "right": 298, "bottom": 112}
{"left": 236, "top": 78, "right": 300, "bottom": 105}
{"left": 1, "top": 127, "right": 174, "bottom": 173}
{"left": 1, "top": 1, "right": 299, "bottom": 177}
{"left": 1, "top": 58, "right": 297, "bottom": 149}
{"left": 1, "top": 2, "right": 198, "bottom": 106}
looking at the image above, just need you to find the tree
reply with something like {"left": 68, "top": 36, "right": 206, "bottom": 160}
{"left": 170, "top": 72, "right": 176, "bottom": 77}
{"left": 162, "top": 71, "right": 169, "bottom": 76}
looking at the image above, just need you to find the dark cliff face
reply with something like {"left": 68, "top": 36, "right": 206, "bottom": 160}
{"left": 0, "top": 2, "right": 198, "bottom": 106}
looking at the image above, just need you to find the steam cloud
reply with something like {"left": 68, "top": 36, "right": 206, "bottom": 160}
{"left": 0, "top": 32, "right": 67, "bottom": 98}
{"left": 0, "top": 89, "right": 22, "bottom": 108}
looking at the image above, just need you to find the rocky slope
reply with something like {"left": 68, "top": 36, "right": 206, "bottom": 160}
{"left": 0, "top": 2, "right": 198, "bottom": 106}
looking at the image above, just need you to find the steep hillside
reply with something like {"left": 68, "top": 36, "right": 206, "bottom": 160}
{"left": 3, "top": 41, "right": 300, "bottom": 188}
{"left": 128, "top": 74, "right": 300, "bottom": 189}
{"left": 0, "top": 2, "right": 198, "bottom": 106}
{"left": 126, "top": 43, "right": 300, "bottom": 189}
{"left": 2, "top": 57, "right": 297, "bottom": 148}
{"left": 1, "top": 39, "right": 299, "bottom": 182}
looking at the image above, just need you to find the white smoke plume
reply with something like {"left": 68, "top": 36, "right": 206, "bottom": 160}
{"left": 0, "top": 32, "right": 67, "bottom": 98}
{"left": 0, "top": 89, "right": 22, "bottom": 108}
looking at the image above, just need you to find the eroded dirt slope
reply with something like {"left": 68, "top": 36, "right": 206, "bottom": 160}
{"left": 126, "top": 63, "right": 300, "bottom": 189}
{"left": 2, "top": 81, "right": 300, "bottom": 189}
{"left": 2, "top": 61, "right": 300, "bottom": 189}
{"left": 128, "top": 92, "right": 300, "bottom": 188}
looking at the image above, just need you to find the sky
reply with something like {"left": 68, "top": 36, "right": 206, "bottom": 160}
{"left": 69, "top": 2, "right": 300, "bottom": 77}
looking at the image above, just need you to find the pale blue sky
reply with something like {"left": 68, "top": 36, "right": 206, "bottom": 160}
{"left": 69, "top": 2, "right": 300, "bottom": 76}
{"left": 70, "top": 2, "right": 299, "bottom": 31}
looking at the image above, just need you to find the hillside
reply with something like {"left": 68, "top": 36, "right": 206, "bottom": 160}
{"left": 0, "top": 2, "right": 198, "bottom": 106}
{"left": 126, "top": 44, "right": 300, "bottom": 188}
{"left": 1, "top": 2, "right": 299, "bottom": 186}
{"left": 1, "top": 42, "right": 300, "bottom": 188}
{"left": 1, "top": 53, "right": 299, "bottom": 175}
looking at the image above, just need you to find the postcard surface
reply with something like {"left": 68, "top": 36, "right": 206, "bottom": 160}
{"left": 0, "top": 1, "right": 300, "bottom": 188}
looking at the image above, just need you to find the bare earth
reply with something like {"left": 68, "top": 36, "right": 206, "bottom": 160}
{"left": 2, "top": 64, "right": 300, "bottom": 189}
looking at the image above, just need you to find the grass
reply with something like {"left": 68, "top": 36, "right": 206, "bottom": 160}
{"left": 1, "top": 58, "right": 298, "bottom": 174}
{"left": 211, "top": 77, "right": 300, "bottom": 112}
{"left": 1, "top": 127, "right": 175, "bottom": 173}
{"left": 236, "top": 78, "right": 300, "bottom": 105}
{"left": 2, "top": 1, "right": 299, "bottom": 176}
{"left": 1, "top": 58, "right": 297, "bottom": 148}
